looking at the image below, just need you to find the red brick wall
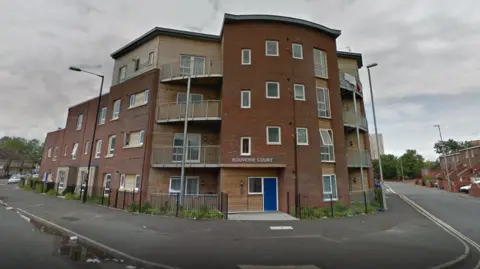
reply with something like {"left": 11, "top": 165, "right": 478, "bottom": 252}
{"left": 39, "top": 129, "right": 65, "bottom": 181}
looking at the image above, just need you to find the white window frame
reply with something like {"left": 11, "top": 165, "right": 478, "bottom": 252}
{"left": 129, "top": 94, "right": 136, "bottom": 108}
{"left": 124, "top": 133, "right": 130, "bottom": 147}
{"left": 148, "top": 52, "right": 155, "bottom": 65}
{"left": 107, "top": 135, "right": 116, "bottom": 156}
{"left": 53, "top": 147, "right": 57, "bottom": 161}
{"left": 296, "top": 128, "right": 309, "bottom": 146}
{"left": 104, "top": 174, "right": 111, "bottom": 195}
{"left": 180, "top": 55, "right": 206, "bottom": 76}
{"left": 135, "top": 175, "right": 141, "bottom": 192}
{"left": 265, "top": 40, "right": 279, "bottom": 56}
{"left": 241, "top": 90, "right": 251, "bottom": 109}
{"left": 319, "top": 129, "right": 335, "bottom": 162}
{"left": 99, "top": 107, "right": 107, "bottom": 125}
{"left": 317, "top": 87, "right": 331, "bottom": 118}
{"left": 84, "top": 141, "right": 89, "bottom": 155}
{"left": 172, "top": 133, "right": 201, "bottom": 163}
{"left": 241, "top": 49, "right": 251, "bottom": 65}
{"left": 292, "top": 43, "right": 303, "bottom": 59}
{"left": 266, "top": 126, "right": 281, "bottom": 145}
{"left": 168, "top": 176, "right": 199, "bottom": 195}
{"left": 322, "top": 174, "right": 338, "bottom": 201}
{"left": 71, "top": 143, "right": 79, "bottom": 160}
{"left": 58, "top": 171, "right": 66, "bottom": 189}
{"left": 144, "top": 89, "right": 149, "bottom": 104}
{"left": 112, "top": 99, "right": 121, "bottom": 120}
{"left": 294, "top": 84, "right": 305, "bottom": 101}
{"left": 64, "top": 145, "right": 68, "bottom": 156}
{"left": 119, "top": 65, "right": 127, "bottom": 82}
{"left": 240, "top": 137, "right": 252, "bottom": 156}
{"left": 76, "top": 114, "right": 83, "bottom": 130}
{"left": 95, "top": 140, "right": 102, "bottom": 159}
{"left": 248, "top": 177, "right": 263, "bottom": 195}
{"left": 139, "top": 130, "right": 145, "bottom": 145}
{"left": 266, "top": 81, "right": 280, "bottom": 99}
{"left": 119, "top": 174, "right": 125, "bottom": 190}
{"left": 313, "top": 48, "right": 328, "bottom": 79}
{"left": 48, "top": 148, "right": 52, "bottom": 158}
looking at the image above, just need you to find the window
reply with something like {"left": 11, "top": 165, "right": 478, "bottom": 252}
{"left": 107, "top": 135, "right": 116, "bottom": 156}
{"left": 180, "top": 55, "right": 206, "bottom": 76}
{"left": 177, "top": 92, "right": 203, "bottom": 104}
{"left": 129, "top": 89, "right": 149, "bottom": 108}
{"left": 296, "top": 128, "right": 309, "bottom": 145}
{"left": 241, "top": 49, "right": 251, "bottom": 65}
{"left": 323, "top": 174, "right": 337, "bottom": 201}
{"left": 266, "top": 81, "right": 280, "bottom": 99}
{"left": 241, "top": 90, "right": 251, "bottom": 108}
{"left": 64, "top": 145, "right": 68, "bottom": 156}
{"left": 124, "top": 130, "right": 144, "bottom": 148}
{"left": 319, "top": 129, "right": 335, "bottom": 162}
{"left": 104, "top": 174, "right": 111, "bottom": 195}
{"left": 84, "top": 141, "right": 89, "bottom": 155}
{"left": 267, "top": 126, "right": 281, "bottom": 145}
{"left": 248, "top": 177, "right": 262, "bottom": 194}
{"left": 53, "top": 147, "right": 58, "bottom": 161}
{"left": 48, "top": 148, "right": 52, "bottom": 157}
{"left": 265, "top": 40, "right": 279, "bottom": 56}
{"left": 112, "top": 100, "right": 121, "bottom": 120}
{"left": 241, "top": 137, "right": 251, "bottom": 156}
{"left": 76, "top": 114, "right": 83, "bottom": 130}
{"left": 135, "top": 175, "right": 141, "bottom": 191}
{"left": 292, "top": 43, "right": 303, "bottom": 59}
{"left": 129, "top": 94, "right": 135, "bottom": 107}
{"left": 148, "top": 52, "right": 155, "bottom": 65}
{"left": 169, "top": 176, "right": 199, "bottom": 195}
{"left": 71, "top": 143, "right": 78, "bottom": 160}
{"left": 58, "top": 171, "right": 66, "bottom": 189}
{"left": 134, "top": 59, "right": 140, "bottom": 71}
{"left": 172, "top": 133, "right": 201, "bottom": 162}
{"left": 99, "top": 107, "right": 107, "bottom": 125}
{"left": 119, "top": 174, "right": 125, "bottom": 190}
{"left": 118, "top": 66, "right": 126, "bottom": 82}
{"left": 317, "top": 88, "right": 331, "bottom": 118}
{"left": 95, "top": 140, "right": 102, "bottom": 158}
{"left": 314, "top": 48, "right": 328, "bottom": 78}
{"left": 144, "top": 89, "right": 149, "bottom": 104}
{"left": 294, "top": 84, "right": 305, "bottom": 101}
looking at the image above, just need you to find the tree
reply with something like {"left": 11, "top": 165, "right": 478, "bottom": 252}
{"left": 434, "top": 139, "right": 473, "bottom": 155}
{"left": 372, "top": 154, "right": 399, "bottom": 179}
{"left": 0, "top": 136, "right": 44, "bottom": 164}
{"left": 424, "top": 160, "right": 440, "bottom": 169}
{"left": 400, "top": 149, "right": 425, "bottom": 178}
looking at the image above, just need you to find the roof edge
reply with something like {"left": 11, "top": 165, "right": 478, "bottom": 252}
{"left": 336, "top": 51, "right": 363, "bottom": 68}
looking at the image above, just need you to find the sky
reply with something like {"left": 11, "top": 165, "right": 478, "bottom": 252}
{"left": 1, "top": 0, "right": 479, "bottom": 161}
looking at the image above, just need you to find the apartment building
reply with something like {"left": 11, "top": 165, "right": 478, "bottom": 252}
{"left": 39, "top": 13, "right": 373, "bottom": 212}
{"left": 369, "top": 133, "right": 384, "bottom": 160}
{"left": 438, "top": 146, "right": 480, "bottom": 184}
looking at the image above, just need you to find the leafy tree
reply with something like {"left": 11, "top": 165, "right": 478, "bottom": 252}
{"left": 434, "top": 139, "right": 473, "bottom": 155}
{"left": 400, "top": 149, "right": 425, "bottom": 178}
{"left": 0, "top": 136, "right": 44, "bottom": 164}
{"left": 424, "top": 160, "right": 440, "bottom": 169}
{"left": 372, "top": 154, "right": 399, "bottom": 179}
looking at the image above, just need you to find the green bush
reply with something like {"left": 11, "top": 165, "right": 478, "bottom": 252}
{"left": 25, "top": 178, "right": 33, "bottom": 189}
{"left": 183, "top": 209, "right": 224, "bottom": 219}
{"left": 127, "top": 201, "right": 139, "bottom": 212}
{"left": 34, "top": 182, "right": 44, "bottom": 193}
{"left": 139, "top": 202, "right": 153, "bottom": 213}
{"left": 64, "top": 193, "right": 74, "bottom": 200}
{"left": 47, "top": 189, "right": 57, "bottom": 196}
{"left": 24, "top": 185, "right": 33, "bottom": 191}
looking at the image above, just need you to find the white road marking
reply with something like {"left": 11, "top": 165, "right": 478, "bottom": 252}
{"left": 5, "top": 207, "right": 13, "bottom": 210}
{"left": 269, "top": 226, "right": 294, "bottom": 231}
{"left": 239, "top": 266, "right": 321, "bottom": 269}
{"left": 16, "top": 212, "right": 31, "bottom": 223}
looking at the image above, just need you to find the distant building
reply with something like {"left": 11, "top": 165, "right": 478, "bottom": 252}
{"left": 369, "top": 134, "right": 384, "bottom": 160}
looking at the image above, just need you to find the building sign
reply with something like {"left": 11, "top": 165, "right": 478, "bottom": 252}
{"left": 232, "top": 157, "right": 274, "bottom": 163}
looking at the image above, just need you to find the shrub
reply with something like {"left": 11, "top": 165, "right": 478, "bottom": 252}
{"left": 140, "top": 202, "right": 153, "bottom": 213}
{"left": 18, "top": 179, "right": 25, "bottom": 188}
{"left": 25, "top": 178, "right": 33, "bottom": 189}
{"left": 34, "top": 182, "right": 44, "bottom": 193}
{"left": 24, "top": 185, "right": 33, "bottom": 191}
{"left": 183, "top": 209, "right": 224, "bottom": 219}
{"left": 65, "top": 193, "right": 74, "bottom": 200}
{"left": 47, "top": 189, "right": 57, "bottom": 196}
{"left": 62, "top": 185, "right": 76, "bottom": 196}
{"left": 127, "top": 201, "right": 139, "bottom": 212}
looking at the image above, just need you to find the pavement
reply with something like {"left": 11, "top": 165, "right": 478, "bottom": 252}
{"left": 0, "top": 179, "right": 475, "bottom": 269}
{"left": 228, "top": 212, "right": 298, "bottom": 221}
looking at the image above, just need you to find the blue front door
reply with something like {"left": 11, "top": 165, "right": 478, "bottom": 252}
{"left": 263, "top": 177, "right": 278, "bottom": 211}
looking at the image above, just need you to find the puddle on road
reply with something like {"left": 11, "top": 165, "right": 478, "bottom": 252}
{"left": 29, "top": 217, "right": 144, "bottom": 269}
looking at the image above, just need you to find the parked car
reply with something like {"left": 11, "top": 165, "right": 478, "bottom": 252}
{"left": 459, "top": 179, "right": 480, "bottom": 194}
{"left": 7, "top": 174, "right": 23, "bottom": 184}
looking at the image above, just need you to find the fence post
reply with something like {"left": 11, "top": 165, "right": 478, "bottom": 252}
{"left": 56, "top": 183, "right": 59, "bottom": 196}
{"left": 287, "top": 192, "right": 290, "bottom": 216}
{"left": 298, "top": 193, "right": 302, "bottom": 219}
{"left": 138, "top": 189, "right": 142, "bottom": 213}
{"left": 101, "top": 187, "right": 105, "bottom": 205}
{"left": 175, "top": 193, "right": 180, "bottom": 217}
{"left": 107, "top": 191, "right": 111, "bottom": 207}
{"left": 330, "top": 194, "right": 334, "bottom": 218}
{"left": 225, "top": 193, "right": 228, "bottom": 220}
{"left": 363, "top": 191, "right": 368, "bottom": 214}
{"left": 79, "top": 185, "right": 83, "bottom": 201}
{"left": 114, "top": 189, "right": 119, "bottom": 208}
{"left": 132, "top": 190, "right": 136, "bottom": 212}
{"left": 122, "top": 191, "right": 126, "bottom": 210}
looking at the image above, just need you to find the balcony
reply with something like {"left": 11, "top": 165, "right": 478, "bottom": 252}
{"left": 339, "top": 71, "right": 363, "bottom": 98}
{"left": 346, "top": 149, "right": 372, "bottom": 168}
{"left": 151, "top": 146, "right": 220, "bottom": 168}
{"left": 160, "top": 59, "right": 223, "bottom": 85}
{"left": 343, "top": 110, "right": 368, "bottom": 131}
{"left": 156, "top": 101, "right": 222, "bottom": 123}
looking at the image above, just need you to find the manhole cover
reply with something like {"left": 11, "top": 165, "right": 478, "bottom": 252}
{"left": 61, "top": 216, "right": 80, "bottom": 222}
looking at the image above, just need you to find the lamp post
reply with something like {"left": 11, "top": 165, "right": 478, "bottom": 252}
{"left": 366, "top": 63, "right": 388, "bottom": 210}
{"left": 69, "top": 66, "right": 104, "bottom": 203}
{"left": 434, "top": 124, "right": 451, "bottom": 191}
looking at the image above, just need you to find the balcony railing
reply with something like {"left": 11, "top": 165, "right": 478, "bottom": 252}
{"left": 346, "top": 149, "right": 372, "bottom": 168}
{"left": 157, "top": 101, "right": 222, "bottom": 123}
{"left": 160, "top": 59, "right": 223, "bottom": 81}
{"left": 339, "top": 71, "right": 363, "bottom": 94}
{"left": 343, "top": 110, "right": 368, "bottom": 131}
{"left": 151, "top": 146, "right": 220, "bottom": 168}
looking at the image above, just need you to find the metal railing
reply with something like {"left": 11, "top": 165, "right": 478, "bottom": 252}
{"left": 346, "top": 149, "right": 372, "bottom": 167}
{"left": 156, "top": 100, "right": 222, "bottom": 122}
{"left": 343, "top": 110, "right": 368, "bottom": 130}
{"left": 160, "top": 59, "right": 223, "bottom": 81}
{"left": 151, "top": 146, "right": 220, "bottom": 167}
{"left": 339, "top": 71, "right": 363, "bottom": 93}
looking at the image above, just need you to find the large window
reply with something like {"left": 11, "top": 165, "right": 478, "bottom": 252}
{"left": 313, "top": 48, "right": 328, "bottom": 78}
{"left": 99, "top": 107, "right": 107, "bottom": 125}
{"left": 292, "top": 43, "right": 303, "bottom": 59}
{"left": 112, "top": 99, "right": 121, "bottom": 120}
{"left": 241, "top": 90, "right": 251, "bottom": 108}
{"left": 169, "top": 176, "right": 199, "bottom": 195}
{"left": 294, "top": 84, "right": 305, "bottom": 101}
{"left": 317, "top": 88, "right": 331, "bottom": 118}
{"left": 95, "top": 140, "right": 102, "bottom": 158}
{"left": 266, "top": 81, "right": 280, "bottom": 99}
{"left": 120, "top": 174, "right": 139, "bottom": 192}
{"left": 241, "top": 49, "right": 251, "bottom": 65}
{"left": 296, "top": 128, "right": 309, "bottom": 145}
{"left": 267, "top": 126, "right": 281, "bottom": 145}
{"left": 129, "top": 89, "right": 149, "bottom": 108}
{"left": 180, "top": 55, "right": 206, "bottom": 76}
{"left": 265, "top": 40, "right": 279, "bottom": 56}
{"left": 319, "top": 129, "right": 334, "bottom": 162}
{"left": 241, "top": 137, "right": 251, "bottom": 156}
{"left": 135, "top": 175, "right": 141, "bottom": 191}
{"left": 104, "top": 174, "right": 111, "bottom": 195}
{"left": 172, "top": 133, "right": 201, "bottom": 162}
{"left": 48, "top": 147, "right": 52, "bottom": 157}
{"left": 76, "top": 114, "right": 83, "bottom": 130}
{"left": 58, "top": 171, "right": 66, "bottom": 189}
{"left": 118, "top": 66, "right": 127, "bottom": 83}
{"left": 124, "top": 130, "right": 144, "bottom": 148}
{"left": 248, "top": 177, "right": 263, "bottom": 194}
{"left": 177, "top": 93, "right": 203, "bottom": 104}
{"left": 107, "top": 135, "right": 116, "bottom": 156}
{"left": 119, "top": 174, "right": 125, "bottom": 190}
{"left": 323, "top": 174, "right": 337, "bottom": 201}
{"left": 71, "top": 143, "right": 78, "bottom": 160}
{"left": 53, "top": 147, "right": 58, "bottom": 161}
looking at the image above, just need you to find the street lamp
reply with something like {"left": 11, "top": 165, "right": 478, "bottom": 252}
{"left": 69, "top": 66, "right": 104, "bottom": 203}
{"left": 366, "top": 63, "right": 388, "bottom": 211}
{"left": 434, "top": 124, "right": 451, "bottom": 191}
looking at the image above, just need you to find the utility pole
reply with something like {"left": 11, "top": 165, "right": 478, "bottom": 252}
{"left": 434, "top": 124, "right": 451, "bottom": 191}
